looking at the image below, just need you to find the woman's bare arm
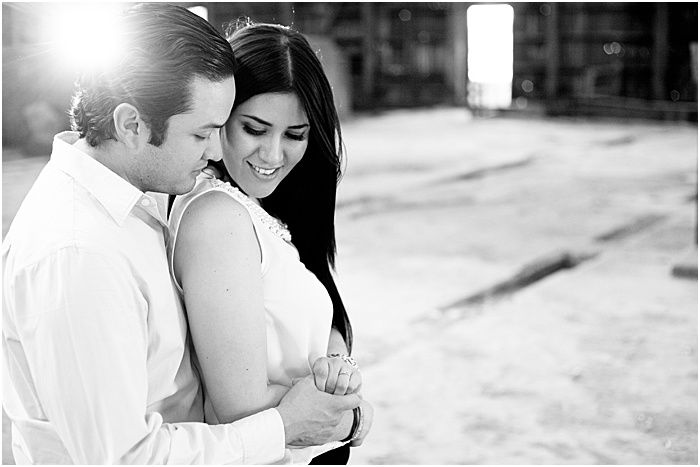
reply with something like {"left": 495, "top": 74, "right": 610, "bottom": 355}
{"left": 327, "top": 327, "right": 349, "bottom": 355}
{"left": 173, "top": 191, "right": 288, "bottom": 423}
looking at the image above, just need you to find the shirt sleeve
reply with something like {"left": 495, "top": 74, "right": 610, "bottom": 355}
{"left": 8, "top": 246, "right": 286, "bottom": 464}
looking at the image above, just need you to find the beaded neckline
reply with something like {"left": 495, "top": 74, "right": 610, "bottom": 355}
{"left": 209, "top": 179, "right": 293, "bottom": 244}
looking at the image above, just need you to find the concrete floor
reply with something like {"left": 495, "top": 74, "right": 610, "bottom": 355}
{"left": 2, "top": 109, "right": 698, "bottom": 464}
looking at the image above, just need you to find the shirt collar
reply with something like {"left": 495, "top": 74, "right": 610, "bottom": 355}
{"left": 49, "top": 131, "right": 163, "bottom": 227}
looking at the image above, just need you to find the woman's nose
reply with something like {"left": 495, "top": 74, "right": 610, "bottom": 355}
{"left": 260, "top": 137, "right": 283, "bottom": 166}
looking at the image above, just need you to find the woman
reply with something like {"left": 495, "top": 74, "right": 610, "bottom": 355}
{"left": 168, "top": 22, "right": 370, "bottom": 464}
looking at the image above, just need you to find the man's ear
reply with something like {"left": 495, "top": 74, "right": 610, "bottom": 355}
{"left": 113, "top": 103, "right": 149, "bottom": 150}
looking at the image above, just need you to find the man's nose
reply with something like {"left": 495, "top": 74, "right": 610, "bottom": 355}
{"left": 204, "top": 131, "right": 223, "bottom": 162}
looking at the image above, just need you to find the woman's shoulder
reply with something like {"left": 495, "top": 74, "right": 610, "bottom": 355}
{"left": 172, "top": 174, "right": 246, "bottom": 214}
{"left": 169, "top": 180, "right": 263, "bottom": 291}
{"left": 173, "top": 184, "right": 259, "bottom": 261}
{"left": 180, "top": 182, "right": 253, "bottom": 229}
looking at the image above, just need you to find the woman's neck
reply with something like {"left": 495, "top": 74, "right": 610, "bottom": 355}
{"left": 224, "top": 174, "right": 262, "bottom": 206}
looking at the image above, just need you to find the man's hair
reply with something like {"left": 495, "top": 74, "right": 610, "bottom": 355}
{"left": 69, "top": 3, "right": 235, "bottom": 147}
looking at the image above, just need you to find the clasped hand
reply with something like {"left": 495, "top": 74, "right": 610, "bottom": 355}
{"left": 311, "top": 355, "right": 362, "bottom": 395}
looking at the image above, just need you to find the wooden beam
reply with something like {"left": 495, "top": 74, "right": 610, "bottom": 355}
{"left": 652, "top": 3, "right": 669, "bottom": 100}
{"left": 545, "top": 2, "right": 560, "bottom": 99}
{"left": 361, "top": 2, "right": 376, "bottom": 104}
{"left": 448, "top": 2, "right": 469, "bottom": 105}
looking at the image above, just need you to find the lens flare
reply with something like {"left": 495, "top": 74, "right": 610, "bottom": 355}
{"left": 43, "top": 3, "right": 126, "bottom": 74}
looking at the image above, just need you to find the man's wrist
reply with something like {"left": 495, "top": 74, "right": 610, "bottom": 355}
{"left": 275, "top": 405, "right": 298, "bottom": 445}
{"left": 237, "top": 408, "right": 287, "bottom": 463}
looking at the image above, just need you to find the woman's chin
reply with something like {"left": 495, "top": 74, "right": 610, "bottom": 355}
{"left": 241, "top": 184, "right": 276, "bottom": 200}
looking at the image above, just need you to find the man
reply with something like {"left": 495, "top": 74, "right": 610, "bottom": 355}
{"left": 2, "top": 4, "right": 363, "bottom": 464}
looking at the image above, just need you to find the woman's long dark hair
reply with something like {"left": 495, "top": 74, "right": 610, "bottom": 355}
{"left": 214, "top": 21, "right": 353, "bottom": 352}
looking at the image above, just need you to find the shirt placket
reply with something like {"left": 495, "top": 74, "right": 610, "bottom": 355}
{"left": 138, "top": 195, "right": 170, "bottom": 243}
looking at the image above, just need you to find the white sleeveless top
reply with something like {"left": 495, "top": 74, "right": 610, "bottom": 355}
{"left": 167, "top": 175, "right": 334, "bottom": 423}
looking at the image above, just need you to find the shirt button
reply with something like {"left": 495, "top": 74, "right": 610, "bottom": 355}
{"left": 140, "top": 198, "right": 151, "bottom": 207}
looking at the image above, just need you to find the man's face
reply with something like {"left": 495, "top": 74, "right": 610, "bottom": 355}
{"left": 140, "top": 76, "right": 236, "bottom": 194}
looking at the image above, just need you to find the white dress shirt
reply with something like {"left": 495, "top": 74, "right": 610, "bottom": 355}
{"left": 2, "top": 132, "right": 285, "bottom": 464}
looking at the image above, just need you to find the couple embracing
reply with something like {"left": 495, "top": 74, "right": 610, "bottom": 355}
{"left": 2, "top": 3, "right": 373, "bottom": 464}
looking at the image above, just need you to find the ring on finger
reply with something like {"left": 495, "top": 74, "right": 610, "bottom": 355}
{"left": 328, "top": 353, "right": 359, "bottom": 370}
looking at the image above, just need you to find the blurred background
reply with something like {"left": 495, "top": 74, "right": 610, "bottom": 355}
{"left": 2, "top": 2, "right": 698, "bottom": 153}
{"left": 2, "top": 2, "right": 698, "bottom": 465}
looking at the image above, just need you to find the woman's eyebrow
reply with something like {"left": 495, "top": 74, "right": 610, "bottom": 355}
{"left": 242, "top": 115, "right": 272, "bottom": 126}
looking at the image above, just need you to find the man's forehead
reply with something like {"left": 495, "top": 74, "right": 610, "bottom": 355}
{"left": 188, "top": 75, "right": 236, "bottom": 99}
{"left": 178, "top": 76, "right": 235, "bottom": 126}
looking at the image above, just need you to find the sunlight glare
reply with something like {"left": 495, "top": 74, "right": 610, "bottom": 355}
{"left": 44, "top": 3, "right": 126, "bottom": 74}
{"left": 188, "top": 6, "right": 209, "bottom": 22}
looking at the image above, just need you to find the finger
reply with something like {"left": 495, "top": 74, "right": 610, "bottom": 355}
{"left": 324, "top": 362, "right": 341, "bottom": 394}
{"left": 347, "top": 371, "right": 362, "bottom": 394}
{"left": 333, "top": 372, "right": 351, "bottom": 395}
{"left": 311, "top": 356, "right": 327, "bottom": 369}
{"left": 313, "top": 359, "right": 330, "bottom": 392}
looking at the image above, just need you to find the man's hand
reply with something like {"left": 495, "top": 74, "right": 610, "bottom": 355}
{"left": 276, "top": 375, "right": 360, "bottom": 446}
{"left": 312, "top": 356, "right": 362, "bottom": 395}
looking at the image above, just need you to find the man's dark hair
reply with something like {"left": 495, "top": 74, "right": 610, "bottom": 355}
{"left": 70, "top": 3, "right": 235, "bottom": 147}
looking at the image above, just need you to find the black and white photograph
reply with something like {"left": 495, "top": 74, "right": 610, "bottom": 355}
{"left": 1, "top": 1, "right": 697, "bottom": 464}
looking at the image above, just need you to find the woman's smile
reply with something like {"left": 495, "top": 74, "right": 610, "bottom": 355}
{"left": 248, "top": 161, "right": 281, "bottom": 178}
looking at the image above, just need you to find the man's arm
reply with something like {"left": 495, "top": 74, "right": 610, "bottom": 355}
{"left": 8, "top": 247, "right": 291, "bottom": 464}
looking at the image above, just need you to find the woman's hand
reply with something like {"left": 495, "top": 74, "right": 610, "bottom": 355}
{"left": 312, "top": 355, "right": 362, "bottom": 395}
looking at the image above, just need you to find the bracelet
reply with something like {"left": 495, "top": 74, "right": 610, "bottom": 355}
{"left": 341, "top": 406, "right": 360, "bottom": 443}
{"left": 327, "top": 353, "right": 359, "bottom": 370}
{"left": 351, "top": 405, "right": 364, "bottom": 442}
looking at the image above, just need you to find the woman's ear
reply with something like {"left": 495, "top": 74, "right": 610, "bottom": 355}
{"left": 113, "top": 103, "right": 150, "bottom": 150}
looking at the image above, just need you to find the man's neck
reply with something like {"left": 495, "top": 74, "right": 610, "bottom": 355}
{"left": 73, "top": 138, "right": 142, "bottom": 191}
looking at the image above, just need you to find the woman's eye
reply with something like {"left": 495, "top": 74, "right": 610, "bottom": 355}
{"left": 243, "top": 125, "right": 265, "bottom": 136}
{"left": 286, "top": 132, "right": 306, "bottom": 141}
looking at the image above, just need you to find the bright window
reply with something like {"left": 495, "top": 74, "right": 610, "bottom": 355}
{"left": 467, "top": 4, "right": 514, "bottom": 109}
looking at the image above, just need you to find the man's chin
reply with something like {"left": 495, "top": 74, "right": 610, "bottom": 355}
{"left": 177, "top": 181, "right": 198, "bottom": 195}
{"left": 164, "top": 179, "right": 198, "bottom": 196}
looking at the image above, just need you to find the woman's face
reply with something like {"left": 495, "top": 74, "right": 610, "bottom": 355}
{"left": 222, "top": 92, "right": 309, "bottom": 199}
